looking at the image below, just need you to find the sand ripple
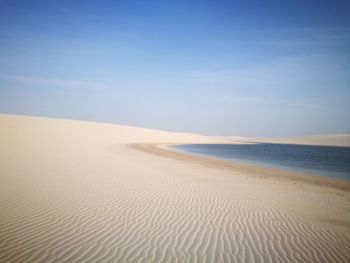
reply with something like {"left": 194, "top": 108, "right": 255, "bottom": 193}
{"left": 0, "top": 176, "right": 349, "bottom": 263}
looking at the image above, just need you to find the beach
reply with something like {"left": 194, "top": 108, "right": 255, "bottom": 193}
{"left": 0, "top": 114, "right": 349, "bottom": 262}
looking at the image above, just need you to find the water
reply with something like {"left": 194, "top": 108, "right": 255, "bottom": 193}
{"left": 172, "top": 143, "right": 350, "bottom": 180}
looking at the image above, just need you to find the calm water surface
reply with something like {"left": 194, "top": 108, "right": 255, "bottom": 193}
{"left": 172, "top": 143, "right": 350, "bottom": 180}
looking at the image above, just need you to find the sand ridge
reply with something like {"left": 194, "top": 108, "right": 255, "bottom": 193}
{"left": 0, "top": 114, "right": 350, "bottom": 262}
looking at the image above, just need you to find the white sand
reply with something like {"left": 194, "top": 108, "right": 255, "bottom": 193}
{"left": 0, "top": 114, "right": 349, "bottom": 262}
{"left": 241, "top": 134, "right": 350, "bottom": 147}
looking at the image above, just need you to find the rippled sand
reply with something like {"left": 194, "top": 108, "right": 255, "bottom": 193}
{"left": 1, "top": 114, "right": 349, "bottom": 262}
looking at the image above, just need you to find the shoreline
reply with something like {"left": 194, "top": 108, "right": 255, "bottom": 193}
{"left": 129, "top": 143, "right": 350, "bottom": 192}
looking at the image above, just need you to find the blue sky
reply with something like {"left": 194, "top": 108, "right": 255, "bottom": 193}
{"left": 0, "top": 0, "right": 349, "bottom": 136}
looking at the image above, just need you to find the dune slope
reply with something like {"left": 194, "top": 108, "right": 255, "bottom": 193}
{"left": 0, "top": 114, "right": 349, "bottom": 262}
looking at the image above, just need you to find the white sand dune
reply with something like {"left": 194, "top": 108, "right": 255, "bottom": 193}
{"left": 0, "top": 114, "right": 350, "bottom": 262}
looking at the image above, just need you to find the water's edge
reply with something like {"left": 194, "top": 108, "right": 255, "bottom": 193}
{"left": 170, "top": 143, "right": 350, "bottom": 180}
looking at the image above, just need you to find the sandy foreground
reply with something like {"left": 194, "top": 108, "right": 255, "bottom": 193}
{"left": 0, "top": 114, "right": 349, "bottom": 262}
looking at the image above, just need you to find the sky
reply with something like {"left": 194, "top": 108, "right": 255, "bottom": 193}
{"left": 0, "top": 0, "right": 349, "bottom": 136}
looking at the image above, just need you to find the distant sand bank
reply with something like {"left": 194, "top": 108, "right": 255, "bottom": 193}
{"left": 240, "top": 134, "right": 350, "bottom": 147}
{"left": 0, "top": 114, "right": 349, "bottom": 262}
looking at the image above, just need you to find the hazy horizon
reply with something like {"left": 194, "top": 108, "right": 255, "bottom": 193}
{"left": 1, "top": 0, "right": 350, "bottom": 137}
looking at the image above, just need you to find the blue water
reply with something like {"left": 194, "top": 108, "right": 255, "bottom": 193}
{"left": 172, "top": 143, "right": 350, "bottom": 180}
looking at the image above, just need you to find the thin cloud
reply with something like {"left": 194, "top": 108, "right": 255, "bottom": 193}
{"left": 260, "top": 27, "right": 350, "bottom": 48}
{"left": 260, "top": 37, "right": 350, "bottom": 47}
{"left": 0, "top": 74, "right": 112, "bottom": 90}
